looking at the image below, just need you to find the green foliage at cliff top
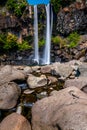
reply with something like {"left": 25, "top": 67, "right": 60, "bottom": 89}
{"left": 6, "top": 0, "right": 27, "bottom": 17}
{"left": 0, "top": 0, "right": 76, "bottom": 14}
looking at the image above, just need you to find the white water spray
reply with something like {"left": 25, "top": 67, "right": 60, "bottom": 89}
{"left": 43, "top": 3, "right": 52, "bottom": 65}
{"left": 34, "top": 5, "right": 39, "bottom": 63}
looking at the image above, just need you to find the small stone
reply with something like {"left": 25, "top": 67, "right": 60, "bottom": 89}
{"left": 31, "top": 66, "right": 41, "bottom": 72}
{"left": 72, "top": 70, "right": 77, "bottom": 76}
{"left": 16, "top": 105, "right": 22, "bottom": 114}
{"left": 27, "top": 74, "right": 47, "bottom": 89}
{"left": 24, "top": 66, "right": 33, "bottom": 74}
{"left": 41, "top": 65, "right": 52, "bottom": 74}
{"left": 17, "top": 56, "right": 22, "bottom": 60}
{"left": 47, "top": 76, "right": 58, "bottom": 85}
{"left": 36, "top": 91, "right": 47, "bottom": 99}
{"left": 69, "top": 75, "right": 75, "bottom": 79}
{"left": 23, "top": 89, "right": 35, "bottom": 94}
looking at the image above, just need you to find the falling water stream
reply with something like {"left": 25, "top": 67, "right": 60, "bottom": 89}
{"left": 34, "top": 5, "right": 39, "bottom": 64}
{"left": 33, "top": 3, "right": 53, "bottom": 65}
{"left": 43, "top": 4, "right": 51, "bottom": 65}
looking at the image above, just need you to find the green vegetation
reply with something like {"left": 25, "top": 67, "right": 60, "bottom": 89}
{"left": 52, "top": 32, "right": 80, "bottom": 49}
{"left": 51, "top": 0, "right": 62, "bottom": 13}
{"left": 18, "top": 40, "right": 32, "bottom": 51}
{"left": 52, "top": 36, "right": 67, "bottom": 48}
{"left": 66, "top": 32, "right": 80, "bottom": 48}
{"left": 0, "top": 33, "right": 32, "bottom": 52}
{"left": 51, "top": 0, "right": 76, "bottom": 13}
{"left": 38, "top": 39, "right": 45, "bottom": 47}
{"left": 3, "top": 32, "right": 18, "bottom": 50}
{"left": 6, "top": 0, "right": 27, "bottom": 17}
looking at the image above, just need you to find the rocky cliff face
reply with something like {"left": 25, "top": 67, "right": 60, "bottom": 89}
{"left": 57, "top": 2, "right": 87, "bottom": 35}
{"left": 0, "top": 2, "right": 87, "bottom": 37}
{"left": 0, "top": 6, "right": 33, "bottom": 37}
{"left": 0, "top": 15, "right": 20, "bottom": 30}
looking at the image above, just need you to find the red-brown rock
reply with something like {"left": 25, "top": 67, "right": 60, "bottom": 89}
{"left": 0, "top": 113, "right": 31, "bottom": 130}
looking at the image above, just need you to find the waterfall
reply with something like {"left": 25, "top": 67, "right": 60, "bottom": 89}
{"left": 43, "top": 3, "right": 52, "bottom": 65}
{"left": 34, "top": 5, "right": 39, "bottom": 64}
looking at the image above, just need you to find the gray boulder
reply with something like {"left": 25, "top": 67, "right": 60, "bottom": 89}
{"left": 27, "top": 74, "right": 47, "bottom": 89}
{"left": 41, "top": 65, "right": 52, "bottom": 74}
{"left": 0, "top": 65, "right": 26, "bottom": 85}
{"left": 64, "top": 77, "right": 87, "bottom": 92}
{"left": 51, "top": 62, "right": 74, "bottom": 79}
{"left": 0, "top": 82, "right": 21, "bottom": 109}
{"left": 32, "top": 87, "right": 87, "bottom": 130}
{"left": 79, "top": 63, "right": 87, "bottom": 77}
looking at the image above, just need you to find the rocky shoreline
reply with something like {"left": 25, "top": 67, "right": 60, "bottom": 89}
{"left": 0, "top": 60, "right": 87, "bottom": 130}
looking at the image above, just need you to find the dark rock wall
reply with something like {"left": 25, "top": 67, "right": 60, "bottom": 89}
{"left": 0, "top": 6, "right": 33, "bottom": 36}
{"left": 57, "top": 2, "right": 87, "bottom": 35}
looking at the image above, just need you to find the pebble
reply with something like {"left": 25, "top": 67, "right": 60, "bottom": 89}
{"left": 23, "top": 89, "right": 35, "bottom": 94}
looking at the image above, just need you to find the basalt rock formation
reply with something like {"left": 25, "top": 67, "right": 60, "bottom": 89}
{"left": 0, "top": 6, "right": 33, "bottom": 38}
{"left": 57, "top": 2, "right": 87, "bottom": 35}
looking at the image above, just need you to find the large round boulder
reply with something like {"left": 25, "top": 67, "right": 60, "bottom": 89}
{"left": 32, "top": 87, "right": 87, "bottom": 130}
{"left": 64, "top": 77, "right": 87, "bottom": 91}
{"left": 0, "top": 65, "right": 26, "bottom": 86}
{"left": 0, "top": 82, "right": 21, "bottom": 109}
{"left": 0, "top": 113, "right": 31, "bottom": 130}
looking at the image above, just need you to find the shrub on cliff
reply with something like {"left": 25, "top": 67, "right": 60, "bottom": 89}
{"left": 0, "top": 33, "right": 32, "bottom": 52}
{"left": 67, "top": 32, "right": 80, "bottom": 48}
{"left": 6, "top": 0, "right": 27, "bottom": 17}
{"left": 51, "top": 0, "right": 76, "bottom": 13}
{"left": 3, "top": 32, "right": 18, "bottom": 51}
{"left": 52, "top": 36, "right": 67, "bottom": 48}
{"left": 18, "top": 40, "right": 32, "bottom": 51}
{"left": 52, "top": 32, "right": 80, "bottom": 49}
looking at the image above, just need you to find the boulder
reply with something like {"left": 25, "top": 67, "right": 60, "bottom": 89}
{"left": 31, "top": 66, "right": 41, "bottom": 73}
{"left": 47, "top": 76, "right": 58, "bottom": 85}
{"left": 41, "top": 65, "right": 52, "bottom": 74}
{"left": 23, "top": 66, "right": 33, "bottom": 74}
{"left": 0, "top": 82, "right": 21, "bottom": 109}
{"left": 0, "top": 113, "right": 31, "bottom": 130}
{"left": 64, "top": 77, "right": 87, "bottom": 91}
{"left": 51, "top": 62, "right": 74, "bottom": 79}
{"left": 0, "top": 65, "right": 26, "bottom": 85}
{"left": 27, "top": 74, "right": 47, "bottom": 89}
{"left": 32, "top": 87, "right": 87, "bottom": 130}
{"left": 79, "top": 63, "right": 87, "bottom": 77}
